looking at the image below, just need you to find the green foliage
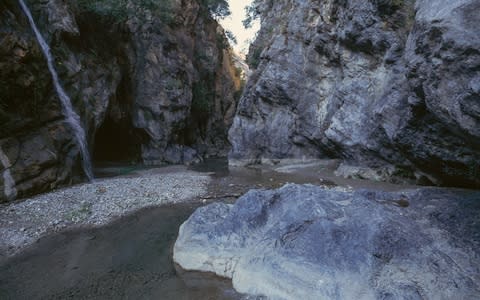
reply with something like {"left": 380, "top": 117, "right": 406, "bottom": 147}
{"left": 192, "top": 79, "right": 213, "bottom": 116}
{"left": 199, "top": 0, "right": 231, "bottom": 20}
{"left": 234, "top": 66, "right": 242, "bottom": 77}
{"left": 216, "top": 32, "right": 230, "bottom": 51}
{"left": 225, "top": 30, "right": 237, "bottom": 45}
{"left": 78, "top": 0, "right": 174, "bottom": 23}
{"left": 78, "top": 0, "right": 125, "bottom": 20}
{"left": 247, "top": 47, "right": 262, "bottom": 69}
{"left": 192, "top": 69, "right": 215, "bottom": 117}
{"left": 243, "top": 0, "right": 261, "bottom": 28}
{"left": 234, "top": 79, "right": 246, "bottom": 101}
{"left": 78, "top": 0, "right": 230, "bottom": 23}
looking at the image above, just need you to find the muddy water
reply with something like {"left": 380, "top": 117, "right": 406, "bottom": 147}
{"left": 0, "top": 159, "right": 416, "bottom": 299}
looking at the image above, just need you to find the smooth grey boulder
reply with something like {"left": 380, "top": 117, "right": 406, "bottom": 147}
{"left": 174, "top": 184, "right": 480, "bottom": 299}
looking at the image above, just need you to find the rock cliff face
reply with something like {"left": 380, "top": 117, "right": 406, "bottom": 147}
{"left": 0, "top": 0, "right": 240, "bottom": 202}
{"left": 229, "top": 0, "right": 480, "bottom": 187}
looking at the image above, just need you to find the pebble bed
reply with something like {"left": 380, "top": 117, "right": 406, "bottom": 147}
{"left": 0, "top": 166, "right": 210, "bottom": 259}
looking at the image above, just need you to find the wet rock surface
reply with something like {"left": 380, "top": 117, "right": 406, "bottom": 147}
{"left": 229, "top": 0, "right": 480, "bottom": 188}
{"left": 174, "top": 184, "right": 480, "bottom": 299}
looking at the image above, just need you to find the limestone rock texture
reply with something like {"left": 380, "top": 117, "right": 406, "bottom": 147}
{"left": 229, "top": 0, "right": 480, "bottom": 188}
{"left": 0, "top": 0, "right": 240, "bottom": 202}
{"left": 174, "top": 184, "right": 480, "bottom": 299}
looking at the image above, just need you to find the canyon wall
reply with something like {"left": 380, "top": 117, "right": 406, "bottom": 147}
{"left": 229, "top": 0, "right": 480, "bottom": 187}
{"left": 0, "top": 0, "right": 240, "bottom": 202}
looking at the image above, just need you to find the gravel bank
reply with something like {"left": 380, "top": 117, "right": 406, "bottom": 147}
{"left": 0, "top": 166, "right": 210, "bottom": 260}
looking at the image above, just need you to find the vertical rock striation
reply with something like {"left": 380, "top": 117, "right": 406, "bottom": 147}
{"left": 229, "top": 0, "right": 480, "bottom": 187}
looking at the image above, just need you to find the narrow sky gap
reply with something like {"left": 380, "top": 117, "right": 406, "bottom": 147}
{"left": 220, "top": 0, "right": 260, "bottom": 55}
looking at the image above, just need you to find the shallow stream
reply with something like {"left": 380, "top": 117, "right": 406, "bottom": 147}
{"left": 0, "top": 159, "right": 416, "bottom": 299}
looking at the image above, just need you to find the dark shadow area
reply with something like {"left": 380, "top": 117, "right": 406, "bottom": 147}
{"left": 0, "top": 204, "right": 243, "bottom": 299}
{"left": 93, "top": 115, "right": 147, "bottom": 163}
{"left": 91, "top": 67, "right": 148, "bottom": 164}
{"left": 62, "top": 10, "right": 149, "bottom": 165}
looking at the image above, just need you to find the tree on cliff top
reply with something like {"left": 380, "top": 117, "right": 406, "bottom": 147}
{"left": 200, "top": 0, "right": 231, "bottom": 20}
{"left": 243, "top": 0, "right": 262, "bottom": 28}
{"left": 78, "top": 0, "right": 230, "bottom": 22}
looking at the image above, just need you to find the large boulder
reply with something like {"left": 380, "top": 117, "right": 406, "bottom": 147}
{"left": 229, "top": 0, "right": 480, "bottom": 188}
{"left": 174, "top": 184, "right": 480, "bottom": 299}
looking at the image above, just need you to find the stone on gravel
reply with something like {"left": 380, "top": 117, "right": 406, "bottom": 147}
{"left": 174, "top": 184, "right": 480, "bottom": 299}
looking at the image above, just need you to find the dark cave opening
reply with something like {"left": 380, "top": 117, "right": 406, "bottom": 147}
{"left": 93, "top": 72, "right": 148, "bottom": 164}
{"left": 93, "top": 116, "right": 147, "bottom": 163}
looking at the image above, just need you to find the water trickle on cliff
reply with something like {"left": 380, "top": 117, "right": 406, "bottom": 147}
{"left": 18, "top": 0, "right": 94, "bottom": 181}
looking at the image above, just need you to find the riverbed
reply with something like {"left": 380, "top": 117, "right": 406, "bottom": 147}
{"left": 0, "top": 159, "right": 417, "bottom": 299}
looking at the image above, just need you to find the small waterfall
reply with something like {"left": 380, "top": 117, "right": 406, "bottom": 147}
{"left": 18, "top": 0, "right": 94, "bottom": 181}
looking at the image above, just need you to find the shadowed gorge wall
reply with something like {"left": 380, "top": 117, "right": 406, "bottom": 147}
{"left": 0, "top": 0, "right": 241, "bottom": 202}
